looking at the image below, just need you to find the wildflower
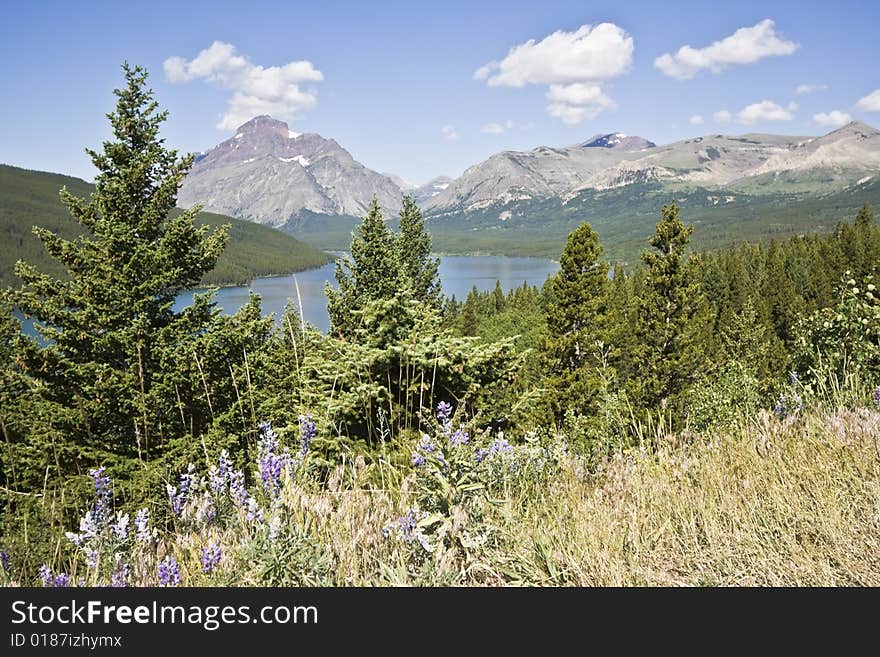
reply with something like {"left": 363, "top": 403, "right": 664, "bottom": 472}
{"left": 773, "top": 396, "right": 784, "bottom": 417}
{"left": 0, "top": 551, "right": 9, "bottom": 574}
{"left": 298, "top": 414, "right": 316, "bottom": 455}
{"left": 268, "top": 515, "right": 283, "bottom": 540}
{"left": 874, "top": 386, "right": 880, "bottom": 406}
{"left": 228, "top": 470, "right": 248, "bottom": 507}
{"left": 490, "top": 436, "right": 512, "bottom": 455}
{"left": 111, "top": 512, "right": 129, "bottom": 541}
{"left": 411, "top": 452, "right": 426, "bottom": 467}
{"left": 195, "top": 496, "right": 217, "bottom": 524}
{"left": 38, "top": 564, "right": 52, "bottom": 586}
{"left": 436, "top": 402, "right": 453, "bottom": 423}
{"left": 246, "top": 497, "right": 264, "bottom": 524}
{"left": 158, "top": 556, "right": 182, "bottom": 586}
{"left": 475, "top": 448, "right": 489, "bottom": 464}
{"left": 382, "top": 509, "right": 433, "bottom": 552}
{"left": 38, "top": 565, "right": 70, "bottom": 587}
{"left": 449, "top": 428, "right": 469, "bottom": 446}
{"left": 209, "top": 451, "right": 233, "bottom": 496}
{"left": 200, "top": 544, "right": 222, "bottom": 573}
{"left": 418, "top": 435, "right": 436, "bottom": 453}
{"left": 168, "top": 464, "right": 197, "bottom": 516}
{"left": 258, "top": 422, "right": 290, "bottom": 497}
{"left": 86, "top": 549, "right": 99, "bottom": 569}
{"left": 111, "top": 561, "right": 130, "bottom": 588}
{"left": 89, "top": 466, "right": 112, "bottom": 529}
{"left": 134, "top": 508, "right": 152, "bottom": 544}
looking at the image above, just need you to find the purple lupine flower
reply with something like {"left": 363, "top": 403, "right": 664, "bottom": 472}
{"left": 111, "top": 562, "right": 130, "bottom": 588}
{"left": 490, "top": 436, "right": 512, "bottom": 455}
{"left": 111, "top": 513, "right": 129, "bottom": 541}
{"left": 245, "top": 497, "right": 264, "bottom": 524}
{"left": 436, "top": 402, "right": 453, "bottom": 423}
{"left": 38, "top": 564, "right": 52, "bottom": 586}
{"left": 209, "top": 451, "right": 232, "bottom": 496}
{"left": 168, "top": 464, "right": 196, "bottom": 516}
{"left": 874, "top": 386, "right": 880, "bottom": 406}
{"left": 86, "top": 549, "right": 99, "bottom": 569}
{"left": 89, "top": 467, "right": 112, "bottom": 529}
{"left": 258, "top": 422, "right": 290, "bottom": 497}
{"left": 228, "top": 470, "right": 248, "bottom": 507}
{"left": 475, "top": 448, "right": 489, "bottom": 464}
{"left": 200, "top": 544, "right": 222, "bottom": 573}
{"left": 0, "top": 551, "right": 9, "bottom": 574}
{"left": 773, "top": 396, "right": 784, "bottom": 417}
{"left": 158, "top": 556, "right": 181, "bottom": 586}
{"left": 449, "top": 428, "right": 469, "bottom": 446}
{"left": 134, "top": 508, "right": 151, "bottom": 544}
{"left": 418, "top": 435, "right": 436, "bottom": 453}
{"left": 298, "top": 414, "right": 316, "bottom": 455}
{"left": 382, "top": 509, "right": 433, "bottom": 552}
{"left": 52, "top": 573, "right": 71, "bottom": 587}
{"left": 411, "top": 451, "right": 426, "bottom": 467}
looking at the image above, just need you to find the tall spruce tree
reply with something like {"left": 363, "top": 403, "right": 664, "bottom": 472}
{"left": 326, "top": 199, "right": 401, "bottom": 338}
{"left": 6, "top": 64, "right": 228, "bottom": 489}
{"left": 396, "top": 195, "right": 442, "bottom": 310}
{"left": 543, "top": 222, "right": 609, "bottom": 419}
{"left": 633, "top": 202, "right": 710, "bottom": 414}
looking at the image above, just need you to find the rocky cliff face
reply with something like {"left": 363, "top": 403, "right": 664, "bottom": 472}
{"left": 178, "top": 116, "right": 404, "bottom": 226}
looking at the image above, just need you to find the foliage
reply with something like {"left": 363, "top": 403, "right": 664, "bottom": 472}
{"left": 2, "top": 65, "right": 269, "bottom": 515}
{"left": 541, "top": 223, "right": 609, "bottom": 421}
{"left": 795, "top": 271, "right": 880, "bottom": 385}
{"left": 631, "top": 202, "right": 712, "bottom": 415}
{"left": 0, "top": 164, "right": 330, "bottom": 288}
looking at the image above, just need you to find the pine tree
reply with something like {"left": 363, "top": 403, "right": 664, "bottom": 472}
{"left": 633, "top": 202, "right": 710, "bottom": 414}
{"left": 542, "top": 222, "right": 609, "bottom": 419}
{"left": 6, "top": 64, "right": 229, "bottom": 489}
{"left": 396, "top": 195, "right": 442, "bottom": 310}
{"left": 855, "top": 203, "right": 874, "bottom": 230}
{"left": 326, "top": 198, "right": 401, "bottom": 338}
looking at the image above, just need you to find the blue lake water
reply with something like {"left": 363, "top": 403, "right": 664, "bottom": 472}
{"left": 17, "top": 255, "right": 559, "bottom": 336}
{"left": 173, "top": 255, "right": 560, "bottom": 332}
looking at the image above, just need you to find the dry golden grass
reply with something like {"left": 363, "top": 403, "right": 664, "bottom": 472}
{"left": 262, "top": 406, "right": 880, "bottom": 586}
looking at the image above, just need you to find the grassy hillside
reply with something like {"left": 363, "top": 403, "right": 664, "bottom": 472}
{"left": 0, "top": 164, "right": 332, "bottom": 287}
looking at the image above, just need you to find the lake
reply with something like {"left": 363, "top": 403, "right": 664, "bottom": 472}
{"left": 172, "top": 255, "right": 560, "bottom": 332}
{"left": 16, "top": 255, "right": 559, "bottom": 337}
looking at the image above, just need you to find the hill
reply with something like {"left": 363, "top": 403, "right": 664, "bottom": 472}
{"left": 0, "top": 164, "right": 332, "bottom": 287}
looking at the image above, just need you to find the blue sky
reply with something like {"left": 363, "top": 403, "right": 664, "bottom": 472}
{"left": 2, "top": 0, "right": 879, "bottom": 185}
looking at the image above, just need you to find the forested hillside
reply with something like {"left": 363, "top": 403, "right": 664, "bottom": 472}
{"left": 0, "top": 164, "right": 331, "bottom": 287}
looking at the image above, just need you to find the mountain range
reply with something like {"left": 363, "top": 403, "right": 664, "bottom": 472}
{"left": 178, "top": 117, "right": 880, "bottom": 261}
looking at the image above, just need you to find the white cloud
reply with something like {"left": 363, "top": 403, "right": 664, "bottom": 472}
{"left": 856, "top": 89, "right": 880, "bottom": 112}
{"left": 655, "top": 19, "right": 798, "bottom": 80}
{"left": 796, "top": 83, "right": 827, "bottom": 95}
{"left": 474, "top": 23, "right": 632, "bottom": 124}
{"left": 690, "top": 114, "right": 705, "bottom": 126}
{"left": 736, "top": 100, "right": 798, "bottom": 124}
{"left": 441, "top": 125, "right": 460, "bottom": 141}
{"left": 713, "top": 110, "right": 732, "bottom": 124}
{"left": 813, "top": 110, "right": 852, "bottom": 128}
{"left": 480, "top": 120, "right": 517, "bottom": 135}
{"left": 164, "top": 41, "right": 323, "bottom": 130}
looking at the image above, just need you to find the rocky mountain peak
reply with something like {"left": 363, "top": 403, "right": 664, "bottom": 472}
{"left": 235, "top": 115, "right": 293, "bottom": 140}
{"left": 582, "top": 133, "right": 656, "bottom": 151}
